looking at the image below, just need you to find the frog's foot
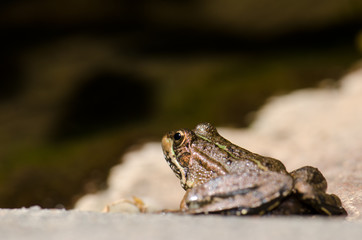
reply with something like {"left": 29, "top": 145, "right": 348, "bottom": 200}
{"left": 291, "top": 166, "right": 347, "bottom": 216}
{"left": 102, "top": 196, "right": 147, "bottom": 213}
{"left": 184, "top": 171, "right": 293, "bottom": 215}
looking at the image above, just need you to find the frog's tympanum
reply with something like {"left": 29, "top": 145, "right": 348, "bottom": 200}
{"left": 162, "top": 123, "right": 347, "bottom": 216}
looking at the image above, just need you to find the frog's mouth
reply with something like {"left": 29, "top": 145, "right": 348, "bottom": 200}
{"left": 162, "top": 135, "right": 187, "bottom": 188}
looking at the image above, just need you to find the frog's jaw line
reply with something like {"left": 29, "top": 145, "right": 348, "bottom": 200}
{"left": 162, "top": 136, "right": 188, "bottom": 188}
{"left": 170, "top": 147, "right": 187, "bottom": 188}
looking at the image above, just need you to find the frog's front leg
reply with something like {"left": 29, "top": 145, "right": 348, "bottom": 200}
{"left": 182, "top": 171, "right": 293, "bottom": 215}
{"left": 291, "top": 166, "right": 347, "bottom": 216}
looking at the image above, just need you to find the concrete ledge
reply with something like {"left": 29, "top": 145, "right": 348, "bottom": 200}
{"left": 1, "top": 207, "right": 361, "bottom": 240}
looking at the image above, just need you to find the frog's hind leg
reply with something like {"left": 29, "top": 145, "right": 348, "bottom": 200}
{"left": 184, "top": 171, "right": 294, "bottom": 215}
{"left": 290, "top": 166, "right": 347, "bottom": 216}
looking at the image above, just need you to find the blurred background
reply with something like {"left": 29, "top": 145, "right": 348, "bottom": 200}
{"left": 0, "top": 0, "right": 361, "bottom": 209}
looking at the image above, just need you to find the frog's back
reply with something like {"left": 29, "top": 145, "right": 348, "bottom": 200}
{"left": 226, "top": 142, "right": 288, "bottom": 174}
{"left": 194, "top": 123, "right": 287, "bottom": 174}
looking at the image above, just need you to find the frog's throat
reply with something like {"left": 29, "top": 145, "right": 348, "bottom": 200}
{"left": 195, "top": 133, "right": 268, "bottom": 171}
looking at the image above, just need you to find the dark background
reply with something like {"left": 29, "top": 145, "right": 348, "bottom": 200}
{"left": 0, "top": 0, "right": 361, "bottom": 209}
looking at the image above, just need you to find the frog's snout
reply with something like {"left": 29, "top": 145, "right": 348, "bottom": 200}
{"left": 161, "top": 134, "right": 172, "bottom": 154}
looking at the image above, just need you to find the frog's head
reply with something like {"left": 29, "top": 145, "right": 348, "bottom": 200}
{"left": 162, "top": 123, "right": 229, "bottom": 190}
{"left": 162, "top": 128, "right": 196, "bottom": 189}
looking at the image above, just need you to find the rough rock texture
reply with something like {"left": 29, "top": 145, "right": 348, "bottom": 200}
{"left": 76, "top": 68, "right": 362, "bottom": 221}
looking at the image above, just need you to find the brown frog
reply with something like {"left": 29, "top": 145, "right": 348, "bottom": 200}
{"left": 161, "top": 123, "right": 347, "bottom": 216}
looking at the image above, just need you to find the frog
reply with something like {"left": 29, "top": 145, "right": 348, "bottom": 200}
{"left": 161, "top": 122, "right": 347, "bottom": 216}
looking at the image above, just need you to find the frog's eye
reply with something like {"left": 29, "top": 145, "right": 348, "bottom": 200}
{"left": 173, "top": 131, "right": 185, "bottom": 145}
{"left": 174, "top": 132, "right": 182, "bottom": 140}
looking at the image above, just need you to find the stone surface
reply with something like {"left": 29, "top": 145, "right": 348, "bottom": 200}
{"left": 0, "top": 207, "right": 361, "bottom": 240}
{"left": 76, "top": 67, "right": 362, "bottom": 221}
